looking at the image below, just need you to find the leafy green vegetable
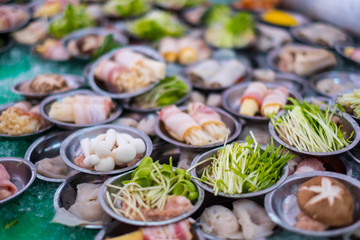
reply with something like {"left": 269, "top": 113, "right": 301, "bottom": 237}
{"left": 190, "top": 136, "right": 293, "bottom": 195}
{"left": 91, "top": 34, "right": 123, "bottom": 61}
{"left": 201, "top": 4, "right": 232, "bottom": 26}
{"left": 126, "top": 10, "right": 185, "bottom": 41}
{"left": 155, "top": 0, "right": 205, "bottom": 10}
{"left": 133, "top": 75, "right": 188, "bottom": 109}
{"left": 271, "top": 98, "right": 353, "bottom": 152}
{"left": 49, "top": 5, "right": 96, "bottom": 38}
{"left": 103, "top": 0, "right": 151, "bottom": 18}
{"left": 337, "top": 89, "right": 360, "bottom": 118}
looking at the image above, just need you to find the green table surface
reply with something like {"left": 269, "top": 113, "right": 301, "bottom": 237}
{"left": 1, "top": 29, "right": 360, "bottom": 240}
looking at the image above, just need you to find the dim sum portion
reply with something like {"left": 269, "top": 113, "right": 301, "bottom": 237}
{"left": 36, "top": 156, "right": 78, "bottom": 179}
{"left": 0, "top": 164, "right": 18, "bottom": 201}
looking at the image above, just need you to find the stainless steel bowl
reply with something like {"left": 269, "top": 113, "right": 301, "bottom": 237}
{"left": 53, "top": 172, "right": 110, "bottom": 229}
{"left": 62, "top": 27, "right": 128, "bottom": 60}
{"left": 98, "top": 169, "right": 205, "bottom": 226}
{"left": 190, "top": 144, "right": 289, "bottom": 198}
{"left": 123, "top": 75, "right": 192, "bottom": 113}
{"left": 310, "top": 71, "right": 360, "bottom": 98}
{"left": 347, "top": 142, "right": 360, "bottom": 164}
{"left": 94, "top": 220, "right": 205, "bottom": 240}
{"left": 265, "top": 171, "right": 360, "bottom": 237}
{"left": 221, "top": 82, "right": 302, "bottom": 123}
{"left": 335, "top": 43, "right": 360, "bottom": 66}
{"left": 0, "top": 102, "right": 53, "bottom": 138}
{"left": 39, "top": 89, "right": 122, "bottom": 129}
{"left": 89, "top": 45, "right": 165, "bottom": 99}
{"left": 0, "top": 5, "right": 31, "bottom": 34}
{"left": 0, "top": 157, "right": 36, "bottom": 205}
{"left": 30, "top": 38, "right": 71, "bottom": 62}
{"left": 60, "top": 124, "right": 153, "bottom": 175}
{"left": 269, "top": 110, "right": 360, "bottom": 156}
{"left": 11, "top": 74, "right": 86, "bottom": 100}
{"left": 155, "top": 106, "right": 242, "bottom": 150}
{"left": 25, "top": 130, "right": 75, "bottom": 182}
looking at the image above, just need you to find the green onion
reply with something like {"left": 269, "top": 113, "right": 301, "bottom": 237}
{"left": 337, "top": 89, "right": 360, "bottom": 118}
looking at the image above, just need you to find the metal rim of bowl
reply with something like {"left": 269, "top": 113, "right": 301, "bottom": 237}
{"left": 0, "top": 157, "right": 37, "bottom": 205}
{"left": 98, "top": 169, "right": 205, "bottom": 226}
{"left": 264, "top": 171, "right": 360, "bottom": 238}
{"left": 189, "top": 143, "right": 289, "bottom": 198}
{"left": 268, "top": 110, "right": 360, "bottom": 156}
{"left": 0, "top": 4, "right": 31, "bottom": 34}
{"left": 39, "top": 89, "right": 122, "bottom": 129}
{"left": 122, "top": 75, "right": 192, "bottom": 113}
{"left": 221, "top": 81, "right": 303, "bottom": 122}
{"left": 59, "top": 124, "right": 153, "bottom": 175}
{"left": 347, "top": 142, "right": 360, "bottom": 164}
{"left": 0, "top": 102, "right": 54, "bottom": 138}
{"left": 335, "top": 43, "right": 360, "bottom": 66}
{"left": 62, "top": 27, "right": 129, "bottom": 60}
{"left": 53, "top": 172, "right": 110, "bottom": 229}
{"left": 0, "top": 36, "right": 14, "bottom": 53}
{"left": 11, "top": 74, "right": 86, "bottom": 99}
{"left": 154, "top": 106, "right": 242, "bottom": 150}
{"left": 25, "top": 130, "right": 74, "bottom": 182}
{"left": 88, "top": 45, "right": 165, "bottom": 99}
{"left": 260, "top": 72, "right": 308, "bottom": 96}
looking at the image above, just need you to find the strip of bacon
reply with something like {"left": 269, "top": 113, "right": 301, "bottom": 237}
{"left": 240, "top": 82, "right": 268, "bottom": 106}
{"left": 261, "top": 86, "right": 289, "bottom": 116}
{"left": 94, "top": 60, "right": 128, "bottom": 84}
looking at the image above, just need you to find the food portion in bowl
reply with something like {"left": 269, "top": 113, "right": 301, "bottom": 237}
{"left": 271, "top": 99, "right": 353, "bottom": 153}
{"left": 94, "top": 48, "right": 165, "bottom": 93}
{"left": 255, "top": 23, "right": 292, "bottom": 52}
{"left": 159, "top": 103, "right": 230, "bottom": 146}
{"left": 18, "top": 74, "right": 73, "bottom": 94}
{"left": 33, "top": 0, "right": 79, "bottom": 18}
{"left": 233, "top": 0, "right": 279, "bottom": 11}
{"left": 12, "top": 20, "right": 48, "bottom": 45}
{"left": 276, "top": 45, "right": 336, "bottom": 76}
{"left": 105, "top": 157, "right": 199, "bottom": 221}
{"left": 315, "top": 77, "right": 354, "bottom": 97}
{"left": 343, "top": 46, "right": 360, "bottom": 63}
{"left": 159, "top": 36, "right": 211, "bottom": 65}
{"left": 36, "top": 155, "right": 78, "bottom": 180}
{"left": 337, "top": 89, "right": 360, "bottom": 118}
{"left": 155, "top": 0, "right": 204, "bottom": 10}
{"left": 200, "top": 200, "right": 276, "bottom": 239}
{"left": 187, "top": 59, "right": 247, "bottom": 88}
{"left": 102, "top": 0, "right": 150, "bottom": 18}
{"left": 240, "top": 82, "right": 289, "bottom": 117}
{"left": 182, "top": 6, "right": 207, "bottom": 26}
{"left": 67, "top": 33, "right": 106, "bottom": 57}
{"left": 0, "top": 6, "right": 29, "bottom": 32}
{"left": 0, "top": 164, "right": 18, "bottom": 201}
{"left": 34, "top": 39, "right": 71, "bottom": 61}
{"left": 48, "top": 95, "right": 115, "bottom": 125}
{"left": 261, "top": 10, "right": 307, "bottom": 27}
{"left": 0, "top": 101, "right": 49, "bottom": 136}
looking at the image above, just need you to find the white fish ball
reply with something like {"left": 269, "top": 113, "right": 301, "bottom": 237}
{"left": 94, "top": 157, "right": 115, "bottom": 172}
{"left": 130, "top": 138, "right": 146, "bottom": 154}
{"left": 116, "top": 133, "right": 128, "bottom": 147}
{"left": 105, "top": 129, "right": 117, "bottom": 147}
{"left": 83, "top": 156, "right": 93, "bottom": 168}
{"left": 119, "top": 133, "right": 134, "bottom": 143}
{"left": 94, "top": 141, "right": 112, "bottom": 157}
{"left": 80, "top": 138, "right": 91, "bottom": 157}
{"left": 111, "top": 144, "right": 136, "bottom": 165}
{"left": 90, "top": 133, "right": 106, "bottom": 154}
{"left": 88, "top": 155, "right": 100, "bottom": 165}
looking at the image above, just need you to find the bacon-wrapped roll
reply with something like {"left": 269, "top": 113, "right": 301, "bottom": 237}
{"left": 208, "top": 60, "right": 246, "bottom": 87}
{"left": 0, "top": 6, "right": 28, "bottom": 31}
{"left": 188, "top": 102, "right": 230, "bottom": 141}
{"left": 159, "top": 37, "right": 178, "bottom": 63}
{"left": 0, "top": 164, "right": 18, "bottom": 200}
{"left": 159, "top": 105, "right": 215, "bottom": 146}
{"left": 239, "top": 82, "right": 268, "bottom": 116}
{"left": 35, "top": 39, "right": 71, "bottom": 61}
{"left": 261, "top": 86, "right": 289, "bottom": 117}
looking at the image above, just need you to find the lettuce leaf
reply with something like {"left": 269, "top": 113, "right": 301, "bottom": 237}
{"left": 91, "top": 34, "right": 123, "bottom": 61}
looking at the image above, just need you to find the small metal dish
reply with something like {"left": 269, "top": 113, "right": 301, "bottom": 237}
{"left": 53, "top": 172, "right": 110, "bottom": 229}
{"left": 0, "top": 102, "right": 53, "bottom": 138}
{"left": 31, "top": 38, "right": 71, "bottom": 62}
{"left": 265, "top": 171, "right": 360, "bottom": 237}
{"left": 0, "top": 35, "right": 14, "bottom": 54}
{"left": 98, "top": 169, "right": 205, "bottom": 226}
{"left": 190, "top": 143, "right": 289, "bottom": 198}
{"left": 0, "top": 157, "right": 36, "bottom": 205}
{"left": 40, "top": 89, "right": 122, "bottom": 129}
{"left": 269, "top": 110, "right": 360, "bottom": 156}
{"left": 0, "top": 5, "right": 31, "bottom": 34}
{"left": 155, "top": 106, "right": 242, "bottom": 150}
{"left": 62, "top": 27, "right": 128, "bottom": 61}
{"left": 221, "top": 82, "right": 302, "bottom": 122}
{"left": 347, "top": 141, "right": 360, "bottom": 164}
{"left": 12, "top": 74, "right": 86, "bottom": 100}
{"left": 60, "top": 124, "right": 153, "bottom": 175}
{"left": 310, "top": 71, "right": 360, "bottom": 98}
{"left": 123, "top": 76, "right": 192, "bottom": 113}
{"left": 89, "top": 45, "right": 165, "bottom": 99}
{"left": 335, "top": 43, "right": 360, "bottom": 66}
{"left": 25, "top": 130, "right": 76, "bottom": 182}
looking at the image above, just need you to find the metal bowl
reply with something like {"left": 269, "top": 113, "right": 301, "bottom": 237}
{"left": 60, "top": 124, "right": 153, "bottom": 175}
{"left": 89, "top": 45, "right": 165, "bottom": 99}
{"left": 123, "top": 75, "right": 192, "bottom": 113}
{"left": 39, "top": 89, "right": 122, "bottom": 129}
{"left": 98, "top": 169, "right": 205, "bottom": 226}
{"left": 62, "top": 27, "right": 128, "bottom": 60}
{"left": 0, "top": 102, "right": 53, "bottom": 138}
{"left": 265, "top": 171, "right": 360, "bottom": 237}
{"left": 190, "top": 143, "right": 289, "bottom": 198}
{"left": 31, "top": 38, "right": 71, "bottom": 62}
{"left": 347, "top": 141, "right": 360, "bottom": 164}
{"left": 0, "top": 157, "right": 36, "bottom": 205}
{"left": 11, "top": 74, "right": 86, "bottom": 100}
{"left": 155, "top": 106, "right": 242, "bottom": 150}
{"left": 53, "top": 172, "right": 111, "bottom": 229}
{"left": 310, "top": 71, "right": 360, "bottom": 98}
{"left": 332, "top": 90, "right": 360, "bottom": 122}
{"left": 25, "top": 130, "right": 76, "bottom": 182}
{"left": 221, "top": 82, "right": 302, "bottom": 123}
{"left": 269, "top": 110, "right": 360, "bottom": 156}
{"left": 94, "top": 220, "right": 205, "bottom": 240}
{"left": 335, "top": 43, "right": 360, "bottom": 66}
{"left": 0, "top": 5, "right": 31, "bottom": 34}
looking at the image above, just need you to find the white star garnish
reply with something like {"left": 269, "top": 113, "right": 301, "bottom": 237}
{"left": 299, "top": 177, "right": 343, "bottom": 207}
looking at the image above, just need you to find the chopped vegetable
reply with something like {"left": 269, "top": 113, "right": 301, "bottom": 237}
{"left": 133, "top": 75, "right": 189, "bottom": 109}
{"left": 337, "top": 89, "right": 360, "bottom": 118}
{"left": 201, "top": 4, "right": 232, "bottom": 26}
{"left": 191, "top": 136, "right": 292, "bottom": 195}
{"left": 103, "top": 0, "right": 151, "bottom": 18}
{"left": 49, "top": 5, "right": 96, "bottom": 38}
{"left": 91, "top": 34, "right": 123, "bottom": 61}
{"left": 126, "top": 11, "right": 185, "bottom": 41}
{"left": 271, "top": 98, "right": 353, "bottom": 152}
